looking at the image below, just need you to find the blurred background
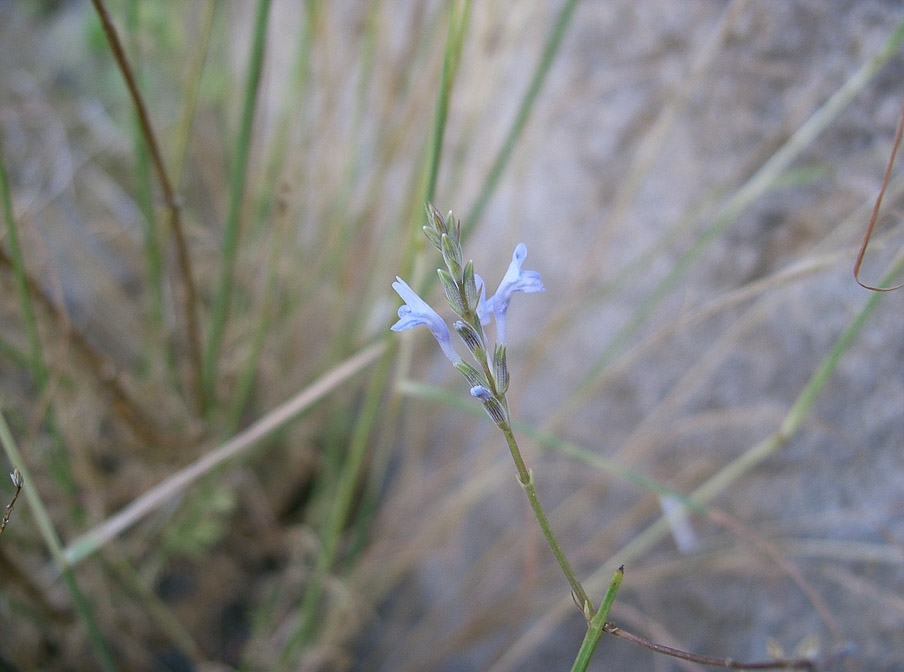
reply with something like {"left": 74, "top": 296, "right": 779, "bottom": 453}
{"left": 1, "top": 1, "right": 903, "bottom": 670}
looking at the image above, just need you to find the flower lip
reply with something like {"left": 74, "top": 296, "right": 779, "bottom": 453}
{"left": 391, "top": 277, "right": 461, "bottom": 363}
{"left": 485, "top": 243, "right": 544, "bottom": 343}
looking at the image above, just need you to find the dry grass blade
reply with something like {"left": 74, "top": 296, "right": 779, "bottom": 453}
{"left": 61, "top": 341, "right": 384, "bottom": 566}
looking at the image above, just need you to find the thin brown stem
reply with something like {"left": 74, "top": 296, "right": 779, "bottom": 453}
{"left": 89, "top": 0, "right": 204, "bottom": 414}
{"left": 0, "top": 468, "right": 23, "bottom": 540}
{"left": 853, "top": 97, "right": 904, "bottom": 292}
{"left": 603, "top": 623, "right": 817, "bottom": 670}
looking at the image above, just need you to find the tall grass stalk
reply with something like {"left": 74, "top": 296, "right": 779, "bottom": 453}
{"left": 170, "top": 0, "right": 217, "bottom": 189}
{"left": 0, "top": 139, "right": 46, "bottom": 389}
{"left": 0, "top": 142, "right": 77, "bottom": 497}
{"left": 280, "top": 5, "right": 474, "bottom": 662}
{"left": 203, "top": 0, "right": 273, "bottom": 408}
{"left": 465, "top": 0, "right": 582, "bottom": 233}
{"left": 0, "top": 410, "right": 116, "bottom": 672}
{"left": 424, "top": 0, "right": 472, "bottom": 202}
{"left": 280, "top": 350, "right": 395, "bottom": 663}
{"left": 125, "top": 0, "right": 165, "bottom": 357}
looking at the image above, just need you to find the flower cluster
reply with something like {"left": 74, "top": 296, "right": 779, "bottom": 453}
{"left": 391, "top": 204, "right": 544, "bottom": 426}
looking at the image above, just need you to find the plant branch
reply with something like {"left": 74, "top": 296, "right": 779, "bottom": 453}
{"left": 0, "top": 468, "right": 23, "bottom": 540}
{"left": 602, "top": 623, "right": 817, "bottom": 670}
{"left": 853, "top": 96, "right": 904, "bottom": 291}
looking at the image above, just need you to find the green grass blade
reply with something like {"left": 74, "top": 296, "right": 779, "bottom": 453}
{"left": 203, "top": 0, "right": 274, "bottom": 406}
{"left": 0, "top": 136, "right": 46, "bottom": 387}
{"left": 280, "top": 340, "right": 396, "bottom": 663}
{"left": 401, "top": 380, "right": 707, "bottom": 513}
{"left": 465, "top": 0, "right": 582, "bottom": 233}
{"left": 125, "top": 0, "right": 166, "bottom": 364}
{"left": 0, "top": 410, "right": 117, "bottom": 672}
{"left": 425, "top": 0, "right": 472, "bottom": 202}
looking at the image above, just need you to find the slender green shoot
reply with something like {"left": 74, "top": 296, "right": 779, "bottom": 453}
{"left": 125, "top": 0, "right": 166, "bottom": 363}
{"left": 203, "top": 0, "right": 273, "bottom": 407}
{"left": 425, "top": 0, "right": 472, "bottom": 202}
{"left": 280, "top": 343, "right": 395, "bottom": 663}
{"left": 570, "top": 566, "right": 624, "bottom": 672}
{"left": 0, "top": 141, "right": 77, "bottom": 496}
{"left": 0, "top": 137, "right": 46, "bottom": 388}
{"left": 0, "top": 409, "right": 117, "bottom": 672}
{"left": 170, "top": 0, "right": 217, "bottom": 189}
{"left": 465, "top": 0, "right": 582, "bottom": 233}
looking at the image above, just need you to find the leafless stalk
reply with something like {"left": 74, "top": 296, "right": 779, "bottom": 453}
{"left": 89, "top": 0, "right": 205, "bottom": 413}
{"left": 603, "top": 623, "right": 817, "bottom": 670}
{"left": 0, "top": 469, "right": 23, "bottom": 540}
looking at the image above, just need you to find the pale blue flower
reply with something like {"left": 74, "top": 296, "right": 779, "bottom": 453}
{"left": 487, "top": 243, "right": 544, "bottom": 343}
{"left": 391, "top": 277, "right": 461, "bottom": 363}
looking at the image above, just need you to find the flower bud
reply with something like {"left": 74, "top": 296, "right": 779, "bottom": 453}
{"left": 426, "top": 202, "right": 448, "bottom": 236}
{"left": 440, "top": 233, "right": 463, "bottom": 279}
{"left": 493, "top": 343, "right": 509, "bottom": 394}
{"left": 462, "top": 260, "right": 477, "bottom": 312}
{"left": 454, "top": 320, "right": 485, "bottom": 360}
{"left": 469, "top": 386, "right": 508, "bottom": 427}
{"left": 455, "top": 361, "right": 487, "bottom": 388}
{"left": 422, "top": 225, "right": 442, "bottom": 250}
{"left": 437, "top": 269, "right": 465, "bottom": 314}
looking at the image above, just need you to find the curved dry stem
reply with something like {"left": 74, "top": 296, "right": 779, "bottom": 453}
{"left": 90, "top": 0, "right": 204, "bottom": 414}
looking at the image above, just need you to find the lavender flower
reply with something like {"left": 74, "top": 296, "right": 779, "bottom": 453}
{"left": 487, "top": 243, "right": 545, "bottom": 344}
{"left": 391, "top": 277, "right": 461, "bottom": 363}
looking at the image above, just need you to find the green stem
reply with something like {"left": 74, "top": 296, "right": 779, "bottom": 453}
{"left": 279, "top": 339, "right": 396, "bottom": 665}
{"left": 500, "top": 423, "right": 591, "bottom": 611}
{"left": 570, "top": 567, "right": 624, "bottom": 672}
{"left": 0, "top": 136, "right": 45, "bottom": 387}
{"left": 203, "top": 0, "right": 273, "bottom": 406}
